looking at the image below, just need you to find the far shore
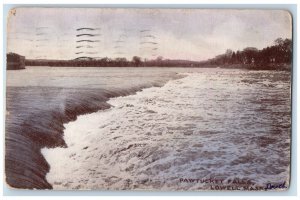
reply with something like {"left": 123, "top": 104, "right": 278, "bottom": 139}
{"left": 23, "top": 59, "right": 291, "bottom": 71}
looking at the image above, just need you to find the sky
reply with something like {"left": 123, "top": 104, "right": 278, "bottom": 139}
{"left": 7, "top": 8, "right": 292, "bottom": 61}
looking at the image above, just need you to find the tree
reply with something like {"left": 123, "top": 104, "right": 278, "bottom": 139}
{"left": 156, "top": 56, "right": 163, "bottom": 62}
{"left": 273, "top": 38, "right": 292, "bottom": 63}
{"left": 230, "top": 51, "right": 236, "bottom": 64}
{"left": 282, "top": 38, "right": 292, "bottom": 63}
{"left": 274, "top": 37, "right": 284, "bottom": 46}
{"left": 242, "top": 47, "right": 258, "bottom": 64}
{"left": 114, "top": 57, "right": 128, "bottom": 67}
{"left": 132, "top": 56, "right": 142, "bottom": 67}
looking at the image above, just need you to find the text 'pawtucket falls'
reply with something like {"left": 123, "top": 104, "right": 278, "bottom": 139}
{"left": 179, "top": 178, "right": 287, "bottom": 191}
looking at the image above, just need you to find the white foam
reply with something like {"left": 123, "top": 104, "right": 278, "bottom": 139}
{"left": 42, "top": 70, "right": 290, "bottom": 190}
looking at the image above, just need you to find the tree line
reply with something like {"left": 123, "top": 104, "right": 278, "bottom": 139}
{"left": 204, "top": 38, "right": 292, "bottom": 70}
{"left": 17, "top": 37, "right": 293, "bottom": 70}
{"left": 25, "top": 55, "right": 200, "bottom": 67}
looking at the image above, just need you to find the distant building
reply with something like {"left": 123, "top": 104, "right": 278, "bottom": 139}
{"left": 7, "top": 53, "right": 25, "bottom": 70}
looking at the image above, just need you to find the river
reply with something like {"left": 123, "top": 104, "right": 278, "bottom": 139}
{"left": 6, "top": 67, "right": 291, "bottom": 190}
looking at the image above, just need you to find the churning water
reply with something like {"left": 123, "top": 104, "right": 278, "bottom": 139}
{"left": 6, "top": 67, "right": 291, "bottom": 190}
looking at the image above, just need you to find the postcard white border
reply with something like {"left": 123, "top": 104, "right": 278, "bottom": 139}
{"left": 1, "top": 1, "right": 299, "bottom": 199}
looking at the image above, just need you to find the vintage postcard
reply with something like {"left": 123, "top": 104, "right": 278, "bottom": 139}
{"left": 5, "top": 7, "right": 292, "bottom": 191}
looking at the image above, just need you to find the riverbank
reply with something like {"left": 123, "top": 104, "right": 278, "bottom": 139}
{"left": 204, "top": 63, "right": 291, "bottom": 71}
